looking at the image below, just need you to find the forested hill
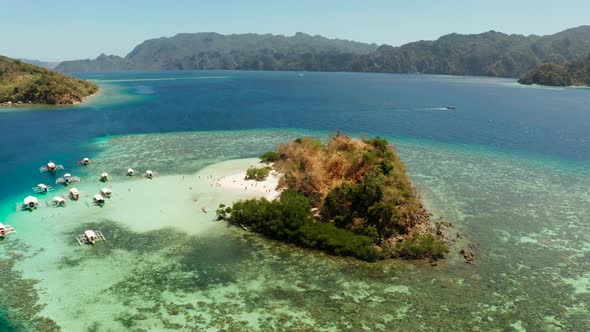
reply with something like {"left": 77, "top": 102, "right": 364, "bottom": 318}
{"left": 56, "top": 26, "right": 590, "bottom": 78}
{"left": 518, "top": 55, "right": 590, "bottom": 86}
{"left": 55, "top": 32, "right": 378, "bottom": 72}
{"left": 0, "top": 55, "right": 98, "bottom": 105}
{"left": 353, "top": 26, "right": 590, "bottom": 78}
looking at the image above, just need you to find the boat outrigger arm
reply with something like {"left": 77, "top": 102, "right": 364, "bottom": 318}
{"left": 56, "top": 174, "right": 81, "bottom": 185}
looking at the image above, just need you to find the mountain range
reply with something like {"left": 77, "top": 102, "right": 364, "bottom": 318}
{"left": 55, "top": 27, "right": 590, "bottom": 79}
{"left": 56, "top": 32, "right": 377, "bottom": 72}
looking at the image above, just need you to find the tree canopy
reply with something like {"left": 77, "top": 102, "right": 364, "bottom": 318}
{"left": 219, "top": 134, "right": 448, "bottom": 261}
{"left": 0, "top": 55, "right": 98, "bottom": 105}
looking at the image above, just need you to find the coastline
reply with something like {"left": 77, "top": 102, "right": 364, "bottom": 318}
{"left": 0, "top": 86, "right": 100, "bottom": 108}
{"left": 73, "top": 88, "right": 101, "bottom": 105}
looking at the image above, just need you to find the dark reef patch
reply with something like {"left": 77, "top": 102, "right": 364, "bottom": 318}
{"left": 0, "top": 239, "right": 60, "bottom": 331}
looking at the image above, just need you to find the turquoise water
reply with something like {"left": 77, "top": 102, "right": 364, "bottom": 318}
{"left": 0, "top": 71, "right": 589, "bottom": 330}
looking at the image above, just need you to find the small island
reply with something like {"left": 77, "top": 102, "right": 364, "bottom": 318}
{"left": 518, "top": 55, "right": 590, "bottom": 87}
{"left": 218, "top": 133, "right": 449, "bottom": 262}
{"left": 0, "top": 55, "right": 98, "bottom": 106}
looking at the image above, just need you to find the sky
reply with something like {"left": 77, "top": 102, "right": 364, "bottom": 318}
{"left": 1, "top": 0, "right": 589, "bottom": 61}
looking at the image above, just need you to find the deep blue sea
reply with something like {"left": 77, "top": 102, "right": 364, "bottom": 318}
{"left": 1, "top": 72, "right": 589, "bottom": 205}
{"left": 1, "top": 71, "right": 589, "bottom": 331}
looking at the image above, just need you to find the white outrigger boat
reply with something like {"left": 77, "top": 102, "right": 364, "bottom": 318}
{"left": 16, "top": 196, "right": 39, "bottom": 211}
{"left": 52, "top": 196, "right": 66, "bottom": 207}
{"left": 33, "top": 183, "right": 53, "bottom": 193}
{"left": 79, "top": 157, "right": 93, "bottom": 166}
{"left": 93, "top": 194, "right": 106, "bottom": 206}
{"left": 69, "top": 188, "right": 80, "bottom": 200}
{"left": 40, "top": 161, "right": 64, "bottom": 173}
{"left": 56, "top": 173, "right": 81, "bottom": 186}
{"left": 100, "top": 172, "right": 110, "bottom": 182}
{"left": 123, "top": 168, "right": 137, "bottom": 176}
{"left": 0, "top": 223, "right": 16, "bottom": 238}
{"left": 143, "top": 170, "right": 159, "bottom": 179}
{"left": 76, "top": 230, "right": 106, "bottom": 245}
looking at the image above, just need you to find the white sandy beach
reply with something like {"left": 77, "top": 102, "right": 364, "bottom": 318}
{"left": 213, "top": 165, "right": 281, "bottom": 201}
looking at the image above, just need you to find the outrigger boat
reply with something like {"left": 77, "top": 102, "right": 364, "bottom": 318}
{"left": 56, "top": 173, "right": 81, "bottom": 186}
{"left": 33, "top": 183, "right": 53, "bottom": 193}
{"left": 143, "top": 170, "right": 159, "bottom": 179}
{"left": 100, "top": 172, "right": 110, "bottom": 182}
{"left": 93, "top": 194, "right": 106, "bottom": 206}
{"left": 124, "top": 168, "right": 137, "bottom": 176}
{"left": 79, "top": 157, "right": 93, "bottom": 166}
{"left": 100, "top": 188, "right": 112, "bottom": 198}
{"left": 0, "top": 223, "right": 16, "bottom": 238}
{"left": 52, "top": 196, "right": 66, "bottom": 207}
{"left": 76, "top": 230, "right": 106, "bottom": 245}
{"left": 16, "top": 196, "right": 39, "bottom": 211}
{"left": 69, "top": 188, "right": 80, "bottom": 200}
{"left": 39, "top": 161, "right": 64, "bottom": 173}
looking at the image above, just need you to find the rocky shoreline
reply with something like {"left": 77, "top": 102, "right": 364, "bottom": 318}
{"left": 0, "top": 89, "right": 99, "bottom": 107}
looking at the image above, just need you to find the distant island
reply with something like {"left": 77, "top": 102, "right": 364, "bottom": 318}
{"left": 19, "top": 58, "right": 59, "bottom": 70}
{"left": 0, "top": 55, "right": 98, "bottom": 106}
{"left": 217, "top": 134, "right": 449, "bottom": 262}
{"left": 518, "top": 55, "right": 590, "bottom": 86}
{"left": 55, "top": 26, "right": 590, "bottom": 79}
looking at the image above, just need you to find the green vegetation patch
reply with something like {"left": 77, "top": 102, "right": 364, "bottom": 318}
{"left": 245, "top": 166, "right": 271, "bottom": 181}
{"left": 259, "top": 151, "right": 280, "bottom": 163}
{"left": 0, "top": 55, "right": 98, "bottom": 105}
{"left": 395, "top": 234, "right": 449, "bottom": 259}
{"left": 218, "top": 190, "right": 382, "bottom": 261}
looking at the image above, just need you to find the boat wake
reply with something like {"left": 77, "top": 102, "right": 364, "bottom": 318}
{"left": 412, "top": 106, "right": 456, "bottom": 111}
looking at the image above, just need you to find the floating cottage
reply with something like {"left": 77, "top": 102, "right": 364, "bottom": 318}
{"left": 100, "top": 172, "right": 110, "bottom": 182}
{"left": 20, "top": 196, "right": 39, "bottom": 210}
{"left": 144, "top": 170, "right": 158, "bottom": 179}
{"left": 93, "top": 194, "right": 105, "bottom": 205}
{"left": 33, "top": 183, "right": 52, "bottom": 193}
{"left": 0, "top": 222, "right": 16, "bottom": 238}
{"left": 76, "top": 229, "right": 106, "bottom": 245}
{"left": 69, "top": 188, "right": 80, "bottom": 200}
{"left": 100, "top": 188, "right": 112, "bottom": 197}
{"left": 39, "top": 161, "right": 64, "bottom": 173}
{"left": 52, "top": 196, "right": 66, "bottom": 207}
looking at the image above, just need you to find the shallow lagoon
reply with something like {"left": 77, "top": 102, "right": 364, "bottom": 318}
{"left": 1, "top": 71, "right": 589, "bottom": 330}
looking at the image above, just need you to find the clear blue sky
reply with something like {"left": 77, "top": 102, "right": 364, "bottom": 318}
{"left": 1, "top": 0, "right": 589, "bottom": 61}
